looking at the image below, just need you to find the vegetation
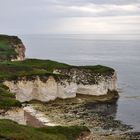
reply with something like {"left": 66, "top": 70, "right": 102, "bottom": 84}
{"left": 0, "top": 35, "right": 20, "bottom": 61}
{"left": 0, "top": 84, "right": 21, "bottom": 109}
{"left": 0, "top": 59, "right": 114, "bottom": 81}
{"left": 75, "top": 65, "right": 114, "bottom": 75}
{"left": 0, "top": 119, "right": 89, "bottom": 140}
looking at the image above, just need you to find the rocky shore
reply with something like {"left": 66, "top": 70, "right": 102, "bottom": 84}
{"left": 29, "top": 95, "right": 140, "bottom": 140}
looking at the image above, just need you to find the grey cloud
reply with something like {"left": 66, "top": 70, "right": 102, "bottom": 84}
{"left": 45, "top": 0, "right": 140, "bottom": 5}
{"left": 0, "top": 0, "right": 139, "bottom": 18}
{"left": 0, "top": 0, "right": 140, "bottom": 34}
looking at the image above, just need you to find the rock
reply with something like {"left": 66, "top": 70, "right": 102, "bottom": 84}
{"left": 0, "top": 108, "right": 26, "bottom": 125}
{"left": 4, "top": 71, "right": 118, "bottom": 102}
{"left": 4, "top": 76, "right": 77, "bottom": 102}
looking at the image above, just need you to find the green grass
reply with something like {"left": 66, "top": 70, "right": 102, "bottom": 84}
{"left": 0, "top": 59, "right": 114, "bottom": 81}
{"left": 0, "top": 119, "right": 89, "bottom": 140}
{"left": 0, "top": 84, "right": 21, "bottom": 109}
{"left": 75, "top": 65, "right": 114, "bottom": 75}
{"left": 0, "top": 61, "right": 69, "bottom": 83}
{"left": 11, "top": 59, "right": 69, "bottom": 72}
{"left": 0, "top": 35, "right": 19, "bottom": 61}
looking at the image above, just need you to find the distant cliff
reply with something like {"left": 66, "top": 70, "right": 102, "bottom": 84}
{"left": 0, "top": 35, "right": 25, "bottom": 61}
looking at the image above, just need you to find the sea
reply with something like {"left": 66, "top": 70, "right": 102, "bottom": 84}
{"left": 20, "top": 34, "right": 140, "bottom": 131}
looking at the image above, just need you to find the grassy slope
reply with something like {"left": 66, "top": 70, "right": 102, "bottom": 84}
{"left": 0, "top": 120, "right": 89, "bottom": 140}
{"left": 0, "top": 84, "right": 21, "bottom": 109}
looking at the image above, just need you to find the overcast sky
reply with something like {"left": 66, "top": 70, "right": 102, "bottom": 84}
{"left": 0, "top": 0, "right": 140, "bottom": 34}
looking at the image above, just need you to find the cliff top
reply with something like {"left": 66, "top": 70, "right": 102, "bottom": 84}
{"left": 0, "top": 35, "right": 22, "bottom": 44}
{"left": 0, "top": 35, "right": 25, "bottom": 61}
{"left": 0, "top": 59, "right": 114, "bottom": 82}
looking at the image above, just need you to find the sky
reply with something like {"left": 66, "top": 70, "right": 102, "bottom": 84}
{"left": 0, "top": 0, "right": 140, "bottom": 34}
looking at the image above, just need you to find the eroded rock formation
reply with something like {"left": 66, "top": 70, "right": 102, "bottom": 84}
{"left": 4, "top": 70, "right": 118, "bottom": 102}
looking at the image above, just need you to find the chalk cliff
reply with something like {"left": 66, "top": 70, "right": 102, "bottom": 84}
{"left": 4, "top": 70, "right": 118, "bottom": 102}
{"left": 0, "top": 35, "right": 25, "bottom": 61}
{"left": 0, "top": 108, "right": 26, "bottom": 125}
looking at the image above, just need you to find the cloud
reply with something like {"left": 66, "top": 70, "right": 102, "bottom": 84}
{"left": 0, "top": 0, "right": 140, "bottom": 34}
{"left": 44, "top": 16, "right": 140, "bottom": 34}
{"left": 43, "top": 0, "right": 140, "bottom": 5}
{"left": 52, "top": 3, "right": 140, "bottom": 17}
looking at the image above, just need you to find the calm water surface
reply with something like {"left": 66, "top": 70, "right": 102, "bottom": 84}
{"left": 20, "top": 34, "right": 140, "bottom": 131}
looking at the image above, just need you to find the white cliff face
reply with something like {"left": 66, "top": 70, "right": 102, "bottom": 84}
{"left": 3, "top": 72, "right": 117, "bottom": 103}
{"left": 11, "top": 43, "right": 25, "bottom": 61}
{"left": 15, "top": 43, "right": 25, "bottom": 61}
{"left": 4, "top": 76, "right": 77, "bottom": 102}
{"left": 0, "top": 108, "right": 26, "bottom": 125}
{"left": 77, "top": 72, "right": 117, "bottom": 96}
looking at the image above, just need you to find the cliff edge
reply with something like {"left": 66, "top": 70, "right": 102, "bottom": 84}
{"left": 0, "top": 35, "right": 25, "bottom": 61}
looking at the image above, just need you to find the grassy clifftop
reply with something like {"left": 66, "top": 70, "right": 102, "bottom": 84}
{"left": 0, "top": 59, "right": 114, "bottom": 81}
{"left": 0, "top": 35, "right": 23, "bottom": 61}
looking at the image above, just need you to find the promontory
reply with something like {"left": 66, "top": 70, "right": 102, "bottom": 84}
{"left": 0, "top": 34, "right": 119, "bottom": 140}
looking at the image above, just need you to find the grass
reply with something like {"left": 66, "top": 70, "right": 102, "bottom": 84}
{"left": 0, "top": 59, "right": 114, "bottom": 81}
{"left": 0, "top": 119, "right": 89, "bottom": 140}
{"left": 0, "top": 35, "right": 20, "bottom": 61}
{"left": 75, "top": 65, "right": 114, "bottom": 75}
{"left": 0, "top": 84, "right": 21, "bottom": 109}
{"left": 11, "top": 59, "right": 69, "bottom": 72}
